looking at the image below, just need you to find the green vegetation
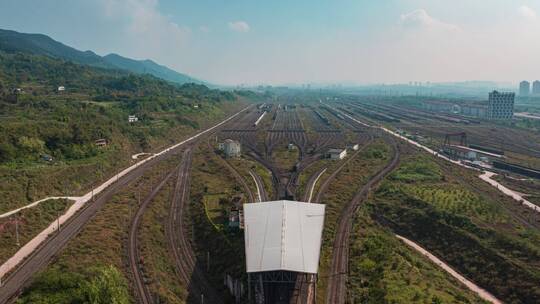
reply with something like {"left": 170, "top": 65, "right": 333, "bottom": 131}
{"left": 296, "top": 156, "right": 329, "bottom": 199}
{"left": 0, "top": 50, "right": 246, "bottom": 212}
{"left": 368, "top": 146, "right": 540, "bottom": 303}
{"left": 188, "top": 144, "right": 248, "bottom": 301}
{"left": 348, "top": 209, "right": 487, "bottom": 303}
{"left": 390, "top": 157, "right": 442, "bottom": 183}
{"left": 0, "top": 28, "right": 200, "bottom": 85}
{"left": 228, "top": 155, "right": 275, "bottom": 201}
{"left": 271, "top": 144, "right": 299, "bottom": 171}
{"left": 0, "top": 199, "right": 71, "bottom": 265}
{"left": 0, "top": 51, "right": 235, "bottom": 165}
{"left": 16, "top": 265, "right": 130, "bottom": 304}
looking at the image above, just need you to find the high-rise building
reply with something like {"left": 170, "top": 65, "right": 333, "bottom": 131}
{"left": 488, "top": 91, "right": 515, "bottom": 120}
{"left": 533, "top": 80, "right": 540, "bottom": 95}
{"left": 519, "top": 80, "right": 530, "bottom": 96}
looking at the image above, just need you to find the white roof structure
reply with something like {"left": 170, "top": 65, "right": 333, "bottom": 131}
{"left": 243, "top": 200, "right": 325, "bottom": 274}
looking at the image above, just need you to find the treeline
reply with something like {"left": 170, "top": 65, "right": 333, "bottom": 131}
{"left": 0, "top": 51, "right": 237, "bottom": 164}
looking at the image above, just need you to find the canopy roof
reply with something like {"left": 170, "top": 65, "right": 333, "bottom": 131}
{"left": 243, "top": 200, "right": 325, "bottom": 274}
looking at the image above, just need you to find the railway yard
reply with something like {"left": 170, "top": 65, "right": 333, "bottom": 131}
{"left": 1, "top": 96, "right": 540, "bottom": 304}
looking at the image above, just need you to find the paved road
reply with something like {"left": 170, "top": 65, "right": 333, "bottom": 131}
{"left": 479, "top": 171, "right": 540, "bottom": 212}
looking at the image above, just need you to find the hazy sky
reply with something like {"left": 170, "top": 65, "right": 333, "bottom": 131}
{"left": 1, "top": 0, "right": 539, "bottom": 85}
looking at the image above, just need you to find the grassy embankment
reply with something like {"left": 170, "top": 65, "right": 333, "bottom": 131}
{"left": 0, "top": 199, "right": 70, "bottom": 265}
{"left": 347, "top": 208, "right": 488, "bottom": 303}
{"left": 367, "top": 145, "right": 540, "bottom": 303}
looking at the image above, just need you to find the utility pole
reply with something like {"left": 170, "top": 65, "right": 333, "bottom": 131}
{"left": 15, "top": 216, "right": 20, "bottom": 247}
{"left": 207, "top": 251, "right": 210, "bottom": 272}
{"left": 57, "top": 211, "right": 60, "bottom": 233}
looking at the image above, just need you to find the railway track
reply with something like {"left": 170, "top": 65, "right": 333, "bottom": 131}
{"left": 249, "top": 169, "right": 269, "bottom": 202}
{"left": 0, "top": 108, "right": 254, "bottom": 303}
{"left": 301, "top": 167, "right": 328, "bottom": 203}
{"left": 325, "top": 137, "right": 400, "bottom": 304}
{"left": 166, "top": 148, "right": 223, "bottom": 304}
{"left": 0, "top": 146, "right": 188, "bottom": 304}
{"left": 288, "top": 135, "right": 374, "bottom": 304}
{"left": 128, "top": 168, "right": 177, "bottom": 304}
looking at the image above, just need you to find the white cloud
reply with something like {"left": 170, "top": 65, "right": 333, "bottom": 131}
{"left": 199, "top": 25, "right": 210, "bottom": 33}
{"left": 399, "top": 9, "right": 458, "bottom": 31}
{"left": 518, "top": 5, "right": 537, "bottom": 19}
{"left": 99, "top": 0, "right": 190, "bottom": 59}
{"left": 228, "top": 21, "right": 250, "bottom": 33}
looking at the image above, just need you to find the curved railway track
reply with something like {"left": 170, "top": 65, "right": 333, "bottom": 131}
{"left": 249, "top": 169, "right": 269, "bottom": 202}
{"left": 289, "top": 133, "right": 373, "bottom": 304}
{"left": 0, "top": 145, "right": 188, "bottom": 304}
{"left": 325, "top": 137, "right": 400, "bottom": 304}
{"left": 166, "top": 148, "right": 224, "bottom": 304}
{"left": 128, "top": 168, "right": 177, "bottom": 304}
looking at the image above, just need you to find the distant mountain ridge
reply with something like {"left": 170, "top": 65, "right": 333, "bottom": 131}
{"left": 0, "top": 28, "right": 201, "bottom": 85}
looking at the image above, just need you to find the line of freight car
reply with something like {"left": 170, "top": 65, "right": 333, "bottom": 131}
{"left": 492, "top": 161, "right": 540, "bottom": 179}
{"left": 313, "top": 110, "right": 331, "bottom": 125}
{"left": 321, "top": 105, "right": 345, "bottom": 120}
{"left": 350, "top": 106, "right": 401, "bottom": 123}
{"left": 343, "top": 102, "right": 408, "bottom": 122}
{"left": 357, "top": 102, "right": 454, "bottom": 123}
{"left": 381, "top": 104, "right": 478, "bottom": 124}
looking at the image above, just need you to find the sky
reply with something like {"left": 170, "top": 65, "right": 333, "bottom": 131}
{"left": 0, "top": 0, "right": 539, "bottom": 86}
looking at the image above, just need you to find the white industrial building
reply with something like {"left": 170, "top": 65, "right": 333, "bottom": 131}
{"left": 243, "top": 200, "right": 325, "bottom": 303}
{"left": 223, "top": 139, "right": 241, "bottom": 158}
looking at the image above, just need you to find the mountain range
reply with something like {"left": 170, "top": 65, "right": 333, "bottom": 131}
{"left": 0, "top": 28, "right": 201, "bottom": 85}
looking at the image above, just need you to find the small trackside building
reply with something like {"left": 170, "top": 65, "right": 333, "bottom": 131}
{"left": 243, "top": 200, "right": 325, "bottom": 303}
{"left": 223, "top": 139, "right": 241, "bottom": 158}
{"left": 327, "top": 148, "right": 347, "bottom": 160}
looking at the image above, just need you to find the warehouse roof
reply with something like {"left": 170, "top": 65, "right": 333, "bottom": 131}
{"left": 243, "top": 200, "right": 325, "bottom": 274}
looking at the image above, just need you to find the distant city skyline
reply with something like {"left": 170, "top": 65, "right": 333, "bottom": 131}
{"left": 0, "top": 0, "right": 539, "bottom": 86}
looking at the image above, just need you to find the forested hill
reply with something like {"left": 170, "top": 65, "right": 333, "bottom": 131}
{"left": 0, "top": 28, "right": 201, "bottom": 85}
{"left": 0, "top": 50, "right": 239, "bottom": 166}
